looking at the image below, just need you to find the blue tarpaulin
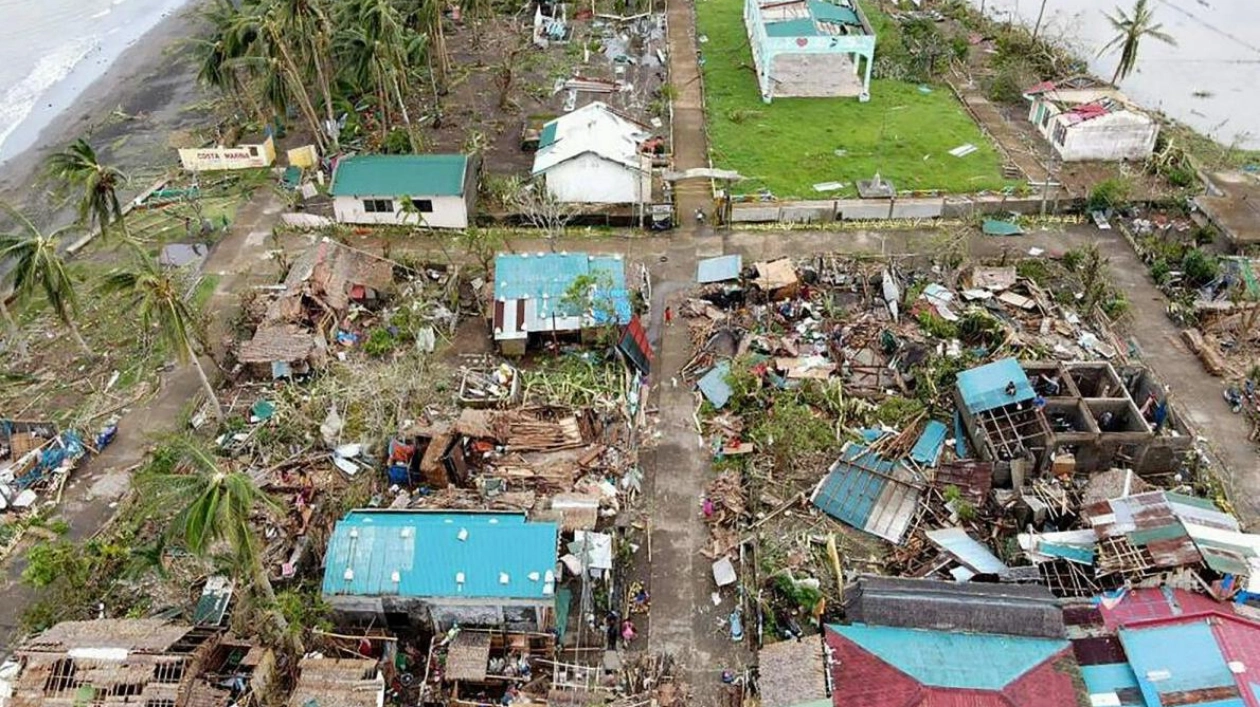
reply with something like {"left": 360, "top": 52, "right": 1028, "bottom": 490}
{"left": 697, "top": 254, "right": 742, "bottom": 283}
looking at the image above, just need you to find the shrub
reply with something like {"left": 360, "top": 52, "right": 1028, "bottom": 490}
{"left": 1167, "top": 166, "right": 1198, "bottom": 188}
{"left": 1087, "top": 177, "right": 1132, "bottom": 211}
{"left": 364, "top": 328, "right": 396, "bottom": 358}
{"left": 1150, "top": 259, "right": 1172, "bottom": 285}
{"left": 1182, "top": 249, "right": 1220, "bottom": 287}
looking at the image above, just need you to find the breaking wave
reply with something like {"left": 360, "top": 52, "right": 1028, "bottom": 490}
{"left": 0, "top": 36, "right": 100, "bottom": 159}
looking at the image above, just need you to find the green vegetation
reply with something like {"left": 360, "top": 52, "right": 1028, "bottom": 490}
{"left": 695, "top": 0, "right": 1012, "bottom": 198}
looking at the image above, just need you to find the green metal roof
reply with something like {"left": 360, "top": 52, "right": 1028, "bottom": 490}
{"left": 330, "top": 154, "right": 469, "bottom": 197}
{"left": 765, "top": 18, "right": 819, "bottom": 36}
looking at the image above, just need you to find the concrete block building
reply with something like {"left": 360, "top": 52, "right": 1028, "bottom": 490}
{"left": 744, "top": 0, "right": 875, "bottom": 102}
{"left": 330, "top": 154, "right": 477, "bottom": 229}
{"left": 1024, "top": 77, "right": 1158, "bottom": 162}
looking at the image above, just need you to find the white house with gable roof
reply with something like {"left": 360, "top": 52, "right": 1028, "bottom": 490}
{"left": 531, "top": 102, "right": 652, "bottom": 205}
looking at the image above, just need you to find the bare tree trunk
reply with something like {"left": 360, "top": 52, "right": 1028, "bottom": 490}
{"left": 64, "top": 316, "right": 92, "bottom": 357}
{"left": 1032, "top": 0, "right": 1048, "bottom": 40}
{"left": 0, "top": 299, "right": 27, "bottom": 358}
{"left": 187, "top": 341, "right": 224, "bottom": 420}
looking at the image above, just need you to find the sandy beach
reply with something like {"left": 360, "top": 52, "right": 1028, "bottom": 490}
{"left": 0, "top": 1, "right": 210, "bottom": 217}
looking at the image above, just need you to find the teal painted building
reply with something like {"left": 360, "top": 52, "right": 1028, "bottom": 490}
{"left": 322, "top": 510, "right": 560, "bottom": 630}
{"left": 744, "top": 0, "right": 876, "bottom": 102}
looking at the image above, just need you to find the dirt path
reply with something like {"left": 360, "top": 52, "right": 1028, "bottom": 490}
{"left": 0, "top": 189, "right": 286, "bottom": 655}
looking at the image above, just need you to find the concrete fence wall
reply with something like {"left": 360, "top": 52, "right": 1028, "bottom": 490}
{"left": 729, "top": 193, "right": 1081, "bottom": 224}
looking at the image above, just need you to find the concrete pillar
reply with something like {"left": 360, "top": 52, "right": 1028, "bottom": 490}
{"left": 860, "top": 51, "right": 873, "bottom": 102}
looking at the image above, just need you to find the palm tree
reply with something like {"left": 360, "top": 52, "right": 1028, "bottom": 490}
{"left": 0, "top": 205, "right": 92, "bottom": 356}
{"left": 47, "top": 139, "right": 131, "bottom": 242}
{"left": 1099, "top": 0, "right": 1176, "bottom": 84}
{"left": 139, "top": 436, "right": 292, "bottom": 642}
{"left": 0, "top": 284, "right": 27, "bottom": 358}
{"left": 99, "top": 254, "right": 224, "bottom": 419}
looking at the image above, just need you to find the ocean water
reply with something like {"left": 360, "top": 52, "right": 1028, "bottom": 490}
{"left": 969, "top": 0, "right": 1260, "bottom": 150}
{"left": 0, "top": 0, "right": 193, "bottom": 166}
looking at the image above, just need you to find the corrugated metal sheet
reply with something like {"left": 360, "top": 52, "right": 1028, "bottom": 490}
{"left": 926, "top": 527, "right": 1010, "bottom": 575}
{"left": 828, "top": 624, "right": 1070, "bottom": 691}
{"left": 1088, "top": 490, "right": 1248, "bottom": 576}
{"left": 956, "top": 358, "right": 1034, "bottom": 414}
{"left": 697, "top": 362, "right": 733, "bottom": 408}
{"left": 811, "top": 445, "right": 920, "bottom": 544}
{"left": 322, "top": 511, "right": 558, "bottom": 600}
{"left": 909, "top": 420, "right": 948, "bottom": 467}
{"left": 696, "top": 254, "right": 742, "bottom": 284}
{"left": 1119, "top": 621, "right": 1242, "bottom": 707}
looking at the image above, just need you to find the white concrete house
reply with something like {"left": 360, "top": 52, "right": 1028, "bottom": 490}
{"left": 330, "top": 153, "right": 476, "bottom": 229}
{"left": 532, "top": 102, "right": 652, "bottom": 205}
{"left": 1024, "top": 77, "right": 1158, "bottom": 162}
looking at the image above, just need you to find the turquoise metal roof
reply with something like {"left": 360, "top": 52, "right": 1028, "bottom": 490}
{"left": 1120, "top": 621, "right": 1239, "bottom": 707}
{"left": 322, "top": 511, "right": 558, "bottom": 600}
{"left": 807, "top": 0, "right": 860, "bottom": 26}
{"left": 330, "top": 154, "right": 469, "bottom": 197}
{"left": 493, "top": 253, "right": 631, "bottom": 325}
{"left": 831, "top": 624, "right": 1069, "bottom": 690}
{"left": 909, "top": 420, "right": 947, "bottom": 466}
{"left": 956, "top": 357, "right": 1034, "bottom": 413}
{"left": 1080, "top": 664, "right": 1143, "bottom": 706}
{"left": 764, "top": 18, "right": 818, "bottom": 37}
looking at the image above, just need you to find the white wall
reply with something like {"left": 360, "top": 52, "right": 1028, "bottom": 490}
{"left": 543, "top": 153, "right": 649, "bottom": 204}
{"left": 178, "top": 136, "right": 275, "bottom": 171}
{"left": 333, "top": 194, "right": 469, "bottom": 228}
{"left": 1056, "top": 113, "right": 1158, "bottom": 162}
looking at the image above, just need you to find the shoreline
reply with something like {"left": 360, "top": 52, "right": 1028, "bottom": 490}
{"left": 0, "top": 0, "right": 208, "bottom": 212}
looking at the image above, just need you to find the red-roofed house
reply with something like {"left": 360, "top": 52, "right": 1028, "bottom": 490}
{"left": 1079, "top": 588, "right": 1260, "bottom": 707}
{"left": 825, "top": 624, "right": 1087, "bottom": 707}
{"left": 1023, "top": 76, "right": 1158, "bottom": 162}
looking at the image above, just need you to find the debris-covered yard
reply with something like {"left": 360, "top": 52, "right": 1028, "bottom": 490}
{"left": 672, "top": 246, "right": 1240, "bottom": 663}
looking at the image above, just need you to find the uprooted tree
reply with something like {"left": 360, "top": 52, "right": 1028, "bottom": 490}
{"left": 510, "top": 182, "right": 586, "bottom": 250}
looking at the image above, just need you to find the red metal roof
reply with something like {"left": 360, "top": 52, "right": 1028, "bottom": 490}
{"left": 1097, "top": 588, "right": 1260, "bottom": 707}
{"left": 826, "top": 628, "right": 1082, "bottom": 707}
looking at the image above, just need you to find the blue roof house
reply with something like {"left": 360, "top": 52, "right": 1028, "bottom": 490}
{"left": 322, "top": 510, "right": 560, "bottom": 631}
{"left": 330, "top": 154, "right": 477, "bottom": 229}
{"left": 492, "top": 252, "right": 632, "bottom": 355}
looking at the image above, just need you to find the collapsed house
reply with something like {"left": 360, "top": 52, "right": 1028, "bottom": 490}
{"left": 744, "top": 0, "right": 875, "bottom": 102}
{"left": 321, "top": 510, "right": 559, "bottom": 631}
{"left": 329, "top": 154, "right": 478, "bottom": 229}
{"left": 421, "top": 628, "right": 555, "bottom": 707}
{"left": 491, "top": 253, "right": 632, "bottom": 356}
{"left": 532, "top": 102, "right": 653, "bottom": 206}
{"left": 955, "top": 358, "right": 1187, "bottom": 480}
{"left": 287, "top": 657, "right": 385, "bottom": 707}
{"left": 237, "top": 238, "right": 394, "bottom": 377}
{"left": 1023, "top": 76, "right": 1158, "bottom": 162}
{"left": 1, "top": 619, "right": 274, "bottom": 707}
{"left": 0, "top": 419, "right": 86, "bottom": 512}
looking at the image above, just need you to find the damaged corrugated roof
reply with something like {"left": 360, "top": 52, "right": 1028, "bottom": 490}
{"left": 810, "top": 444, "right": 921, "bottom": 544}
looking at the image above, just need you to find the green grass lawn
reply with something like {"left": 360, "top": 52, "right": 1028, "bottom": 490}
{"left": 696, "top": 0, "right": 1013, "bottom": 198}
